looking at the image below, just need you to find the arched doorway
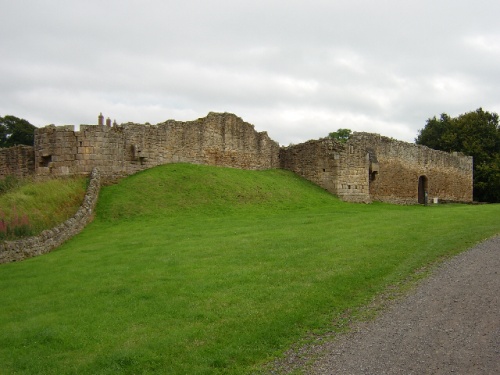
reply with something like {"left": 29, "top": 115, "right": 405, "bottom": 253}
{"left": 418, "top": 175, "right": 428, "bottom": 204}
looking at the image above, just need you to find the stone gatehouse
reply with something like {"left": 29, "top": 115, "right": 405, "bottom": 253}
{"left": 0, "top": 112, "right": 473, "bottom": 204}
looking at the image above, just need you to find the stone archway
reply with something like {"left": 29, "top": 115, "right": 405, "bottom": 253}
{"left": 418, "top": 175, "right": 428, "bottom": 204}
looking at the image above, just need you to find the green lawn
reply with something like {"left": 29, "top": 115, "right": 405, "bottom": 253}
{"left": 0, "top": 164, "right": 499, "bottom": 374}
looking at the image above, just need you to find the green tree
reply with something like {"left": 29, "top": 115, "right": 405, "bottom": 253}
{"left": 0, "top": 115, "right": 36, "bottom": 147}
{"left": 328, "top": 128, "right": 352, "bottom": 143}
{"left": 415, "top": 113, "right": 455, "bottom": 151}
{"left": 416, "top": 108, "right": 500, "bottom": 202}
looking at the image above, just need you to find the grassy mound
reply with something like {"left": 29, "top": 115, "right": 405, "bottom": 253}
{"left": 0, "top": 164, "right": 499, "bottom": 374}
{"left": 95, "top": 163, "right": 342, "bottom": 220}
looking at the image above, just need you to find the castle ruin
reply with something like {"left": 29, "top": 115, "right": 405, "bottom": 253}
{"left": 0, "top": 112, "right": 473, "bottom": 204}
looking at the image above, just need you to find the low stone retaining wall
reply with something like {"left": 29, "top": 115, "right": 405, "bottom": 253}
{"left": 0, "top": 168, "right": 101, "bottom": 264}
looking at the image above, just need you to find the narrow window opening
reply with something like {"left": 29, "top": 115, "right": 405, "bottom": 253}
{"left": 40, "top": 155, "right": 52, "bottom": 167}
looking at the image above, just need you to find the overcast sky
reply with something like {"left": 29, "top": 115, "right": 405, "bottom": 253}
{"left": 1, "top": 0, "right": 500, "bottom": 145}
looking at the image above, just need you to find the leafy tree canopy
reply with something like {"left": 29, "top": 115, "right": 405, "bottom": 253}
{"left": 416, "top": 108, "right": 500, "bottom": 202}
{"left": 328, "top": 128, "right": 352, "bottom": 143}
{"left": 0, "top": 115, "right": 36, "bottom": 147}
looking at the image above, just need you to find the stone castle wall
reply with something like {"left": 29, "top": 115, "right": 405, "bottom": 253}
{"left": 280, "top": 133, "right": 473, "bottom": 204}
{"left": 352, "top": 133, "right": 473, "bottom": 204}
{"left": 0, "top": 168, "right": 100, "bottom": 264}
{"left": 0, "top": 112, "right": 473, "bottom": 205}
{"left": 279, "top": 138, "right": 371, "bottom": 203}
{"left": 0, "top": 145, "right": 35, "bottom": 179}
{"left": 34, "top": 112, "right": 280, "bottom": 183}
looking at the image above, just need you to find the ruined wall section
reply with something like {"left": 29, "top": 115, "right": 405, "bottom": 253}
{"left": 336, "top": 139, "right": 371, "bottom": 203}
{"left": 16, "top": 114, "right": 473, "bottom": 205}
{"left": 150, "top": 113, "right": 279, "bottom": 171}
{"left": 35, "top": 125, "right": 78, "bottom": 176}
{"left": 0, "top": 145, "right": 35, "bottom": 178}
{"left": 280, "top": 133, "right": 472, "bottom": 204}
{"left": 34, "top": 113, "right": 280, "bottom": 183}
{"left": 351, "top": 133, "right": 473, "bottom": 204}
{"left": 76, "top": 125, "right": 128, "bottom": 181}
{"left": 280, "top": 138, "right": 371, "bottom": 203}
{"left": 280, "top": 139, "right": 341, "bottom": 195}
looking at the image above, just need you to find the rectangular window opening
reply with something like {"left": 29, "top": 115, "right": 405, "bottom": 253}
{"left": 40, "top": 155, "right": 52, "bottom": 167}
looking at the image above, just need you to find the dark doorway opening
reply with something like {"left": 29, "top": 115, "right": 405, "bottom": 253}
{"left": 418, "top": 175, "right": 428, "bottom": 204}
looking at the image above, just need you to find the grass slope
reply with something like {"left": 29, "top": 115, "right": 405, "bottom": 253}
{"left": 0, "top": 176, "right": 87, "bottom": 238}
{"left": 0, "top": 164, "right": 499, "bottom": 374}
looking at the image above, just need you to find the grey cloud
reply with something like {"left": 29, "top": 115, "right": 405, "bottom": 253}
{"left": 1, "top": 0, "right": 500, "bottom": 145}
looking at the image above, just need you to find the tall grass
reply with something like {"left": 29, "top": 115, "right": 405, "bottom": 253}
{"left": 0, "top": 176, "right": 87, "bottom": 239}
{"left": 0, "top": 164, "right": 498, "bottom": 374}
{"left": 0, "top": 175, "right": 24, "bottom": 194}
{"left": 0, "top": 205, "right": 32, "bottom": 239}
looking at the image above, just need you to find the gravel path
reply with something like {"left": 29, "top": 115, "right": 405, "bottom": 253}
{"left": 272, "top": 236, "right": 500, "bottom": 375}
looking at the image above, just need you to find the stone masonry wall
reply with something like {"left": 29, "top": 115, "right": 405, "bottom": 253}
{"left": 0, "top": 168, "right": 101, "bottom": 264}
{"left": 1, "top": 112, "right": 473, "bottom": 206}
{"left": 34, "top": 112, "right": 280, "bottom": 183}
{"left": 280, "top": 139, "right": 342, "bottom": 195}
{"left": 280, "top": 133, "right": 473, "bottom": 204}
{"left": 0, "top": 145, "right": 35, "bottom": 179}
{"left": 351, "top": 133, "right": 473, "bottom": 204}
{"left": 279, "top": 138, "right": 371, "bottom": 203}
{"left": 336, "top": 139, "right": 371, "bottom": 203}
